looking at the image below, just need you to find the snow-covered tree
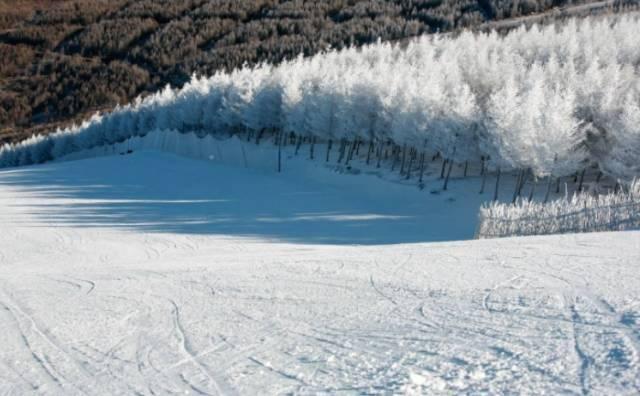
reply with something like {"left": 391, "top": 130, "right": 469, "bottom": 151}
{"left": 1, "top": 13, "right": 639, "bottom": 185}
{"left": 600, "top": 91, "right": 640, "bottom": 181}
{"left": 242, "top": 66, "right": 284, "bottom": 133}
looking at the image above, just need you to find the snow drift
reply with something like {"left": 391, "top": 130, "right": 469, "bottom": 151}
{"left": 1, "top": 13, "right": 639, "bottom": 184}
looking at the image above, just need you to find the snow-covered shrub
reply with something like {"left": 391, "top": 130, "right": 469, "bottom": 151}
{"left": 1, "top": 13, "right": 639, "bottom": 183}
{"left": 477, "top": 180, "right": 640, "bottom": 238}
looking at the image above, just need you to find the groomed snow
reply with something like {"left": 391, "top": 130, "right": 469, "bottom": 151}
{"left": 0, "top": 151, "right": 639, "bottom": 394}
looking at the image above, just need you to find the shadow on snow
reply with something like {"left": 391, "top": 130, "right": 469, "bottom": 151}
{"left": 0, "top": 151, "right": 481, "bottom": 245}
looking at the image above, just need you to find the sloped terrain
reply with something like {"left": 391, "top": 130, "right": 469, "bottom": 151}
{"left": 0, "top": 151, "right": 638, "bottom": 394}
{"left": 0, "top": 0, "right": 623, "bottom": 144}
{"left": 0, "top": 148, "right": 489, "bottom": 244}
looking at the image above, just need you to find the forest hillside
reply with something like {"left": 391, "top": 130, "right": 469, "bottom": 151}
{"left": 0, "top": 0, "right": 630, "bottom": 144}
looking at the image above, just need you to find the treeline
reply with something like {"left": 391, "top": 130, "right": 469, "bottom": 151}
{"left": 2, "top": 14, "right": 639, "bottom": 191}
{"left": 0, "top": 0, "right": 620, "bottom": 143}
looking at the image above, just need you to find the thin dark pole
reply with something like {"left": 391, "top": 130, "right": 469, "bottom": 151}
{"left": 493, "top": 168, "right": 501, "bottom": 202}
{"left": 277, "top": 131, "right": 282, "bottom": 173}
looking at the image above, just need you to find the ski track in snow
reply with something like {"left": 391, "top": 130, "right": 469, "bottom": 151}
{"left": 0, "top": 152, "right": 639, "bottom": 394}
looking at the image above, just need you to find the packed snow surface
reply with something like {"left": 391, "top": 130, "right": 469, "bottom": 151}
{"left": 0, "top": 151, "right": 639, "bottom": 394}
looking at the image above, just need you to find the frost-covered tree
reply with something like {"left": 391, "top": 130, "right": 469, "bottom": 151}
{"left": 305, "top": 73, "right": 339, "bottom": 141}
{"left": 600, "top": 91, "right": 640, "bottom": 181}
{"left": 242, "top": 66, "right": 284, "bottom": 134}
{"left": 201, "top": 72, "right": 232, "bottom": 133}
{"left": 482, "top": 75, "right": 522, "bottom": 173}
{"left": 281, "top": 57, "right": 313, "bottom": 139}
{"left": 220, "top": 67, "right": 262, "bottom": 133}
{"left": 529, "top": 82, "right": 585, "bottom": 179}
{"left": 1, "top": 13, "right": 640, "bottom": 186}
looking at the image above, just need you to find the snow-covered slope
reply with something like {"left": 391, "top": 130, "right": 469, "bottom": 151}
{"left": 2, "top": 148, "right": 488, "bottom": 244}
{"left": 1, "top": 152, "right": 639, "bottom": 394}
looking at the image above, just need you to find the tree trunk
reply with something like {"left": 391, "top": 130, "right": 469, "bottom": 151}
{"left": 577, "top": 168, "right": 586, "bottom": 192}
{"left": 544, "top": 176, "right": 553, "bottom": 203}
{"left": 528, "top": 178, "right": 537, "bottom": 202}
{"left": 256, "top": 128, "right": 265, "bottom": 146}
{"left": 443, "top": 159, "right": 454, "bottom": 190}
{"left": 480, "top": 156, "right": 485, "bottom": 176}
{"left": 463, "top": 161, "right": 469, "bottom": 177}
{"left": 376, "top": 145, "right": 382, "bottom": 168}
{"left": 366, "top": 141, "right": 373, "bottom": 165}
{"left": 277, "top": 131, "right": 282, "bottom": 173}
{"left": 596, "top": 171, "right": 603, "bottom": 184}
{"left": 337, "top": 139, "right": 346, "bottom": 163}
{"left": 391, "top": 146, "right": 399, "bottom": 171}
{"left": 295, "top": 135, "right": 303, "bottom": 155}
{"left": 326, "top": 140, "right": 333, "bottom": 162}
{"left": 556, "top": 176, "right": 561, "bottom": 193}
{"left": 400, "top": 144, "right": 408, "bottom": 175}
{"left": 517, "top": 169, "right": 529, "bottom": 197}
{"left": 419, "top": 152, "right": 426, "bottom": 183}
{"left": 493, "top": 168, "right": 501, "bottom": 202}
{"left": 345, "top": 140, "right": 356, "bottom": 165}
{"left": 310, "top": 136, "right": 316, "bottom": 160}
{"left": 512, "top": 169, "right": 523, "bottom": 203}
{"left": 480, "top": 169, "right": 487, "bottom": 194}
{"left": 344, "top": 140, "right": 352, "bottom": 164}
{"left": 406, "top": 149, "right": 415, "bottom": 180}
{"left": 440, "top": 159, "right": 448, "bottom": 179}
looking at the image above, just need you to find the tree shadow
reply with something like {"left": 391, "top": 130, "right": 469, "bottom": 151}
{"left": 0, "top": 152, "right": 478, "bottom": 245}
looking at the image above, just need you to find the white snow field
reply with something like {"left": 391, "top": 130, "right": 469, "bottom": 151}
{"left": 0, "top": 150, "right": 639, "bottom": 395}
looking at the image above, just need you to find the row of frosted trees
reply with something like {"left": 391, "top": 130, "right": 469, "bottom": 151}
{"left": 477, "top": 180, "right": 640, "bottom": 238}
{"left": 1, "top": 13, "right": 639, "bottom": 191}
